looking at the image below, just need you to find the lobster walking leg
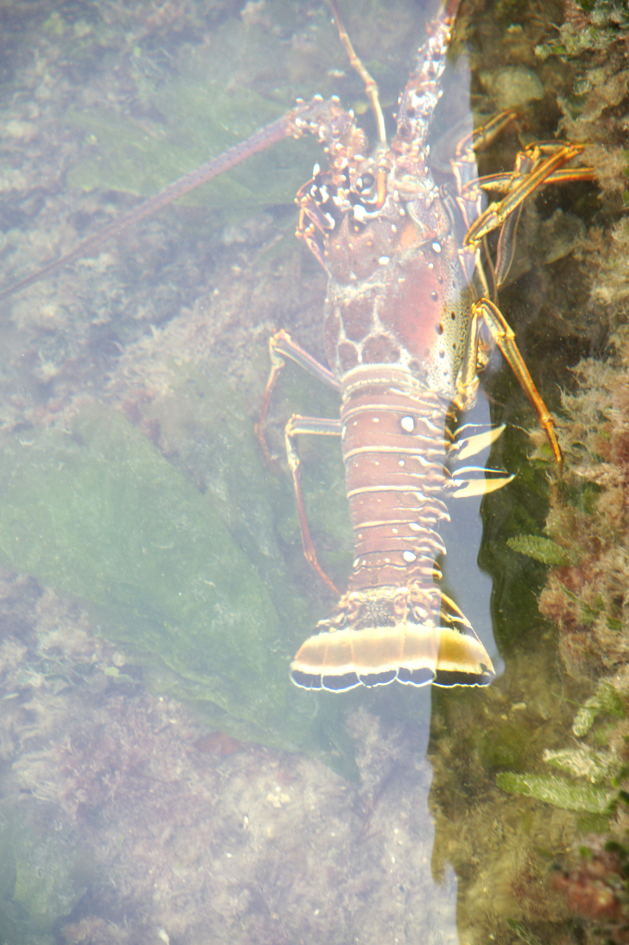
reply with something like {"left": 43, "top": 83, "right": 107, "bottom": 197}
{"left": 463, "top": 300, "right": 562, "bottom": 462}
{"left": 256, "top": 329, "right": 345, "bottom": 594}
{"left": 465, "top": 143, "right": 590, "bottom": 250}
{"left": 256, "top": 329, "right": 340, "bottom": 461}
{"left": 284, "top": 413, "right": 342, "bottom": 597}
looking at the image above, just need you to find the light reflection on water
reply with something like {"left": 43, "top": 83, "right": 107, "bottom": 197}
{"left": 0, "top": 0, "right": 617, "bottom": 942}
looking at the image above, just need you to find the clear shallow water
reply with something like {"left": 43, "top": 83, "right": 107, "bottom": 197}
{"left": 0, "top": 0, "right": 624, "bottom": 942}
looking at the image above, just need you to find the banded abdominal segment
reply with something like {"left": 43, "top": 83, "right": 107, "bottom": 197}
{"left": 289, "top": 366, "right": 495, "bottom": 691}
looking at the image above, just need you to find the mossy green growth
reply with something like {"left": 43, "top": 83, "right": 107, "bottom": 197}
{"left": 535, "top": 0, "right": 629, "bottom": 59}
{"left": 572, "top": 679, "right": 627, "bottom": 736}
{"left": 507, "top": 534, "right": 578, "bottom": 566}
{"left": 477, "top": 720, "right": 534, "bottom": 771}
{"left": 67, "top": 18, "right": 324, "bottom": 224}
{"left": 507, "top": 918, "right": 546, "bottom": 945}
{"left": 0, "top": 813, "right": 85, "bottom": 943}
{"left": 542, "top": 745, "right": 622, "bottom": 783}
{"left": 496, "top": 679, "right": 628, "bottom": 817}
{"left": 496, "top": 772, "right": 616, "bottom": 813}
{"left": 0, "top": 400, "right": 338, "bottom": 752}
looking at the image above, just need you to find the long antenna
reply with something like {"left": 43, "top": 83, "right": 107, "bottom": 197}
{"left": 326, "top": 0, "right": 387, "bottom": 146}
{"left": 0, "top": 112, "right": 298, "bottom": 303}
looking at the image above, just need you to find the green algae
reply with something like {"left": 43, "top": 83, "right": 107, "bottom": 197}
{"left": 535, "top": 0, "right": 629, "bottom": 59}
{"left": 0, "top": 398, "right": 336, "bottom": 752}
{"left": 496, "top": 772, "right": 616, "bottom": 813}
{"left": 572, "top": 679, "right": 627, "bottom": 736}
{"left": 66, "top": 17, "right": 325, "bottom": 222}
{"left": 507, "top": 919, "right": 546, "bottom": 945}
{"left": 496, "top": 678, "right": 627, "bottom": 819}
{"left": 507, "top": 534, "right": 579, "bottom": 567}
{"left": 140, "top": 361, "right": 321, "bottom": 631}
{"left": 67, "top": 88, "right": 319, "bottom": 223}
{"left": 477, "top": 720, "right": 534, "bottom": 771}
{"left": 0, "top": 814, "right": 85, "bottom": 943}
{"left": 542, "top": 745, "right": 622, "bottom": 783}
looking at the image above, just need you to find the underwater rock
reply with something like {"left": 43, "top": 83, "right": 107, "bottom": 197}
{"left": 535, "top": 331, "right": 629, "bottom": 682}
{"left": 551, "top": 835, "right": 629, "bottom": 944}
{"left": 0, "top": 584, "right": 456, "bottom": 945}
{"left": 485, "top": 66, "right": 544, "bottom": 110}
{"left": 0, "top": 403, "right": 323, "bottom": 752}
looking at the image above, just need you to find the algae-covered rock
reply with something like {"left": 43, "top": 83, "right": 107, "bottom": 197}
{"left": 477, "top": 719, "right": 535, "bottom": 771}
{"left": 542, "top": 745, "right": 621, "bottom": 783}
{"left": 572, "top": 678, "right": 627, "bottom": 736}
{"left": 496, "top": 772, "right": 616, "bottom": 813}
{"left": 538, "top": 335, "right": 629, "bottom": 682}
{"left": 0, "top": 402, "right": 332, "bottom": 751}
{"left": 0, "top": 813, "right": 84, "bottom": 943}
{"left": 66, "top": 17, "right": 325, "bottom": 223}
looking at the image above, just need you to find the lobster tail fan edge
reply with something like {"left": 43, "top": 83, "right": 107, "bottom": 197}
{"left": 431, "top": 626, "right": 495, "bottom": 687}
{"left": 289, "top": 624, "right": 495, "bottom": 691}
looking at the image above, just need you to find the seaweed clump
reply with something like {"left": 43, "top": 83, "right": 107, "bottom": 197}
{"left": 551, "top": 834, "right": 629, "bottom": 944}
{"left": 536, "top": 328, "right": 629, "bottom": 681}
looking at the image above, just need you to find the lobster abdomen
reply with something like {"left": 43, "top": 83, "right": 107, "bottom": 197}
{"left": 289, "top": 367, "right": 495, "bottom": 691}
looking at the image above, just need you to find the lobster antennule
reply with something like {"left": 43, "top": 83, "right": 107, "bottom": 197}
{"left": 290, "top": 622, "right": 495, "bottom": 692}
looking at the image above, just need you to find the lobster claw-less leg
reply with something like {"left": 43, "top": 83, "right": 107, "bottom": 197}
{"left": 256, "top": 328, "right": 340, "bottom": 462}
{"left": 454, "top": 297, "right": 562, "bottom": 463}
{"left": 256, "top": 330, "right": 343, "bottom": 594}
{"left": 465, "top": 141, "right": 594, "bottom": 292}
{"left": 284, "top": 413, "right": 342, "bottom": 596}
{"left": 465, "top": 143, "right": 588, "bottom": 251}
{"left": 453, "top": 141, "right": 595, "bottom": 462}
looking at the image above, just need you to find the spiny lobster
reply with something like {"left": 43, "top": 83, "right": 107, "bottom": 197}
{"left": 0, "top": 0, "right": 593, "bottom": 693}
{"left": 260, "top": 0, "right": 593, "bottom": 692}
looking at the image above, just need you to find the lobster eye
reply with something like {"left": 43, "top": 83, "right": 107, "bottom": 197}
{"left": 356, "top": 172, "right": 375, "bottom": 192}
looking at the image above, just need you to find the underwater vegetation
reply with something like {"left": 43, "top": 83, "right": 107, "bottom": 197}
{"left": 0, "top": 587, "right": 456, "bottom": 945}
{"left": 426, "top": 0, "right": 629, "bottom": 940}
{"left": 551, "top": 833, "right": 629, "bottom": 945}
{"left": 474, "top": 2, "right": 629, "bottom": 938}
{"left": 0, "top": 396, "right": 312, "bottom": 748}
{"left": 500, "top": 302, "right": 629, "bottom": 941}
{"left": 532, "top": 328, "right": 629, "bottom": 683}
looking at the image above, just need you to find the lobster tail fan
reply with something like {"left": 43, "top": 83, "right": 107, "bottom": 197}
{"left": 290, "top": 625, "right": 439, "bottom": 692}
{"left": 431, "top": 628, "right": 495, "bottom": 688}
{"left": 431, "top": 592, "right": 495, "bottom": 687}
{"left": 289, "top": 595, "right": 495, "bottom": 691}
